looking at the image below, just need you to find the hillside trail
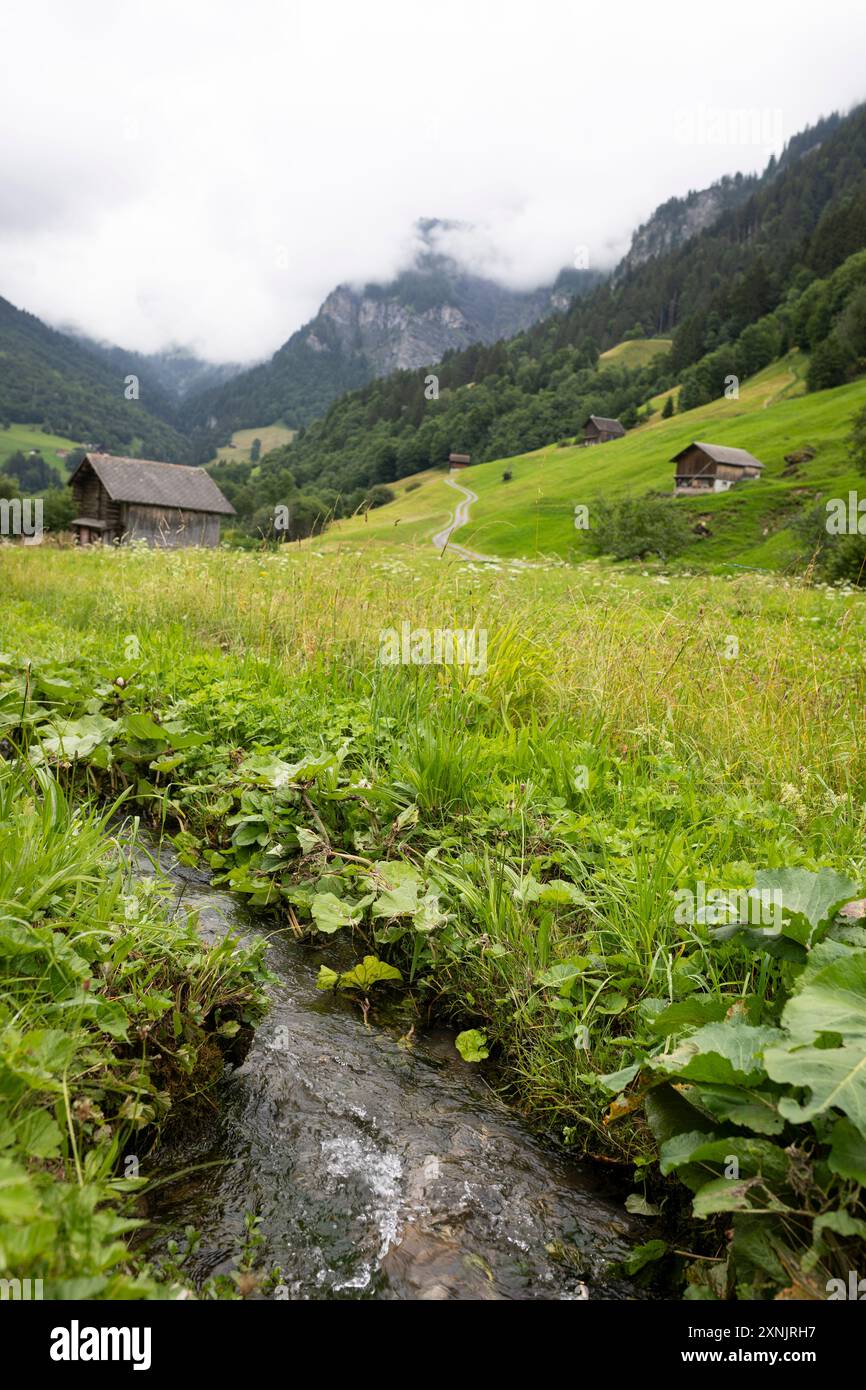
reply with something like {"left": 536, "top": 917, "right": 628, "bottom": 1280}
{"left": 431, "top": 473, "right": 535, "bottom": 566}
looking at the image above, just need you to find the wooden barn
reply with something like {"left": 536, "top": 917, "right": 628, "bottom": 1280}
{"left": 583, "top": 415, "right": 625, "bottom": 445}
{"left": 448, "top": 452, "right": 471, "bottom": 470}
{"left": 671, "top": 441, "right": 764, "bottom": 495}
{"left": 68, "top": 453, "right": 235, "bottom": 547}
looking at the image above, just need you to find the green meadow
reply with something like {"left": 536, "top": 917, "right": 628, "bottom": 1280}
{"left": 0, "top": 422, "right": 82, "bottom": 477}
{"left": 326, "top": 352, "right": 866, "bottom": 569}
{"left": 2, "top": 535, "right": 865, "bottom": 1297}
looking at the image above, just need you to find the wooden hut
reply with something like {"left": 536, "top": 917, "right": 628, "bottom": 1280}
{"left": 583, "top": 415, "right": 625, "bottom": 445}
{"left": 448, "top": 452, "right": 471, "bottom": 470}
{"left": 68, "top": 453, "right": 235, "bottom": 547}
{"left": 671, "top": 441, "right": 764, "bottom": 495}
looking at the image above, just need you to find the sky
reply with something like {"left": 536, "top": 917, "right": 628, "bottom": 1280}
{"left": 1, "top": 0, "right": 865, "bottom": 364}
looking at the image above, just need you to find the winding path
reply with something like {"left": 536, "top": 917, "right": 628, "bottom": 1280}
{"left": 431, "top": 474, "right": 498, "bottom": 562}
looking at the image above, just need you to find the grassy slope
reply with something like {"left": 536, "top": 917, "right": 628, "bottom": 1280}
{"left": 0, "top": 423, "right": 83, "bottom": 478}
{"left": 598, "top": 337, "right": 672, "bottom": 370}
{"left": 324, "top": 351, "right": 866, "bottom": 569}
{"left": 213, "top": 423, "right": 296, "bottom": 466}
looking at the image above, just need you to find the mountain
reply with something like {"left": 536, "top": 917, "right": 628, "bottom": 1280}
{"left": 180, "top": 222, "right": 601, "bottom": 436}
{"left": 616, "top": 174, "right": 760, "bottom": 277}
{"left": 616, "top": 111, "right": 842, "bottom": 281}
{"left": 0, "top": 295, "right": 192, "bottom": 462}
{"left": 69, "top": 338, "right": 247, "bottom": 407}
{"left": 222, "top": 100, "right": 866, "bottom": 515}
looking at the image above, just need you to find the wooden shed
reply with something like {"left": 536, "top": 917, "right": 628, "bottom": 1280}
{"left": 583, "top": 415, "right": 625, "bottom": 445}
{"left": 671, "top": 441, "right": 764, "bottom": 495}
{"left": 68, "top": 453, "right": 235, "bottom": 547}
{"left": 448, "top": 452, "right": 471, "bottom": 470}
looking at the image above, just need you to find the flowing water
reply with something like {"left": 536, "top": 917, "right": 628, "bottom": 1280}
{"left": 135, "top": 839, "right": 650, "bottom": 1300}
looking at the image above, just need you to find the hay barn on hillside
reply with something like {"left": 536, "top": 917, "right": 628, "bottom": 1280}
{"left": 583, "top": 415, "right": 625, "bottom": 445}
{"left": 68, "top": 453, "right": 235, "bottom": 547}
{"left": 671, "top": 441, "right": 764, "bottom": 495}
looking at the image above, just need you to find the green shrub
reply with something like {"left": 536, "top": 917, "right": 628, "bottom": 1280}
{"left": 587, "top": 493, "right": 693, "bottom": 561}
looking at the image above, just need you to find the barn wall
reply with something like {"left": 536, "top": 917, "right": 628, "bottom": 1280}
{"left": 125, "top": 505, "right": 221, "bottom": 548}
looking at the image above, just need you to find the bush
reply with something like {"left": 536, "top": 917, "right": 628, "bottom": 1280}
{"left": 364, "top": 484, "right": 396, "bottom": 510}
{"left": 587, "top": 493, "right": 693, "bottom": 561}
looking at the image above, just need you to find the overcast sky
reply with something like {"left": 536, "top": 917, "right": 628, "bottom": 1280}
{"left": 2, "top": 0, "right": 865, "bottom": 363}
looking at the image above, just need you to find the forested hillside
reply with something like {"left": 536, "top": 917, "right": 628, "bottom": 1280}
{"left": 217, "top": 103, "right": 866, "bottom": 533}
{"left": 0, "top": 295, "right": 192, "bottom": 462}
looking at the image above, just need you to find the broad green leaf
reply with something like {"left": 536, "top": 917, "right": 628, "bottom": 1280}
{"left": 649, "top": 996, "right": 729, "bottom": 1035}
{"left": 536, "top": 959, "right": 592, "bottom": 991}
{"left": 455, "top": 1029, "right": 489, "bottom": 1062}
{"left": 625, "top": 1193, "right": 659, "bottom": 1215}
{"left": 683, "top": 1083, "right": 785, "bottom": 1136}
{"left": 692, "top": 1176, "right": 790, "bottom": 1217}
{"left": 754, "top": 867, "right": 860, "bottom": 945}
{"left": 338, "top": 956, "right": 402, "bottom": 991}
{"left": 537, "top": 879, "right": 585, "bottom": 906}
{"left": 828, "top": 1117, "right": 866, "bottom": 1184}
{"left": 655, "top": 1021, "right": 783, "bottom": 1086}
{"left": 0, "top": 1159, "right": 41, "bottom": 1221}
{"left": 42, "top": 714, "right": 117, "bottom": 759}
{"left": 122, "top": 711, "right": 170, "bottom": 742}
{"left": 596, "top": 1061, "right": 641, "bottom": 1093}
{"left": 813, "top": 1210, "right": 866, "bottom": 1245}
{"left": 316, "top": 965, "right": 340, "bottom": 991}
{"left": 622, "top": 1239, "right": 666, "bottom": 1274}
{"left": 296, "top": 827, "right": 323, "bottom": 854}
{"left": 372, "top": 874, "right": 421, "bottom": 919}
{"left": 310, "top": 892, "right": 362, "bottom": 934}
{"left": 413, "top": 892, "right": 446, "bottom": 932}
{"left": 765, "top": 949, "right": 866, "bottom": 1134}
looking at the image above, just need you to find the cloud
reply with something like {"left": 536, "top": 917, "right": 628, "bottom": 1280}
{"left": 1, "top": 0, "right": 864, "bottom": 362}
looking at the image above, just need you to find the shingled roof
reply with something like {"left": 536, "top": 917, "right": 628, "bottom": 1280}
{"left": 71, "top": 453, "right": 235, "bottom": 515}
{"left": 670, "top": 441, "right": 764, "bottom": 470}
{"left": 585, "top": 415, "right": 626, "bottom": 437}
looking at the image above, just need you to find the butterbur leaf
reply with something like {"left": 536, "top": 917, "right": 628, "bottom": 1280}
{"left": 650, "top": 996, "right": 729, "bottom": 1035}
{"left": 310, "top": 892, "right": 362, "bottom": 934}
{"left": 765, "top": 948, "right": 866, "bottom": 1133}
{"left": 372, "top": 873, "right": 421, "bottom": 919}
{"left": 536, "top": 959, "right": 592, "bottom": 992}
{"left": 413, "top": 892, "right": 446, "bottom": 932}
{"left": 455, "top": 1029, "right": 489, "bottom": 1062}
{"left": 655, "top": 1021, "right": 782, "bottom": 1086}
{"left": 316, "top": 965, "right": 340, "bottom": 991}
{"left": 338, "top": 956, "right": 402, "bottom": 991}
{"left": 43, "top": 714, "right": 117, "bottom": 759}
{"left": 684, "top": 1084, "right": 785, "bottom": 1136}
{"left": 122, "top": 711, "right": 170, "bottom": 742}
{"left": 828, "top": 1118, "right": 866, "bottom": 1184}
{"left": 753, "top": 867, "right": 860, "bottom": 946}
{"left": 537, "top": 879, "right": 584, "bottom": 906}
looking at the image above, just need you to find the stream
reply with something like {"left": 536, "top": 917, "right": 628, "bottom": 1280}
{"left": 134, "top": 838, "right": 650, "bottom": 1300}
